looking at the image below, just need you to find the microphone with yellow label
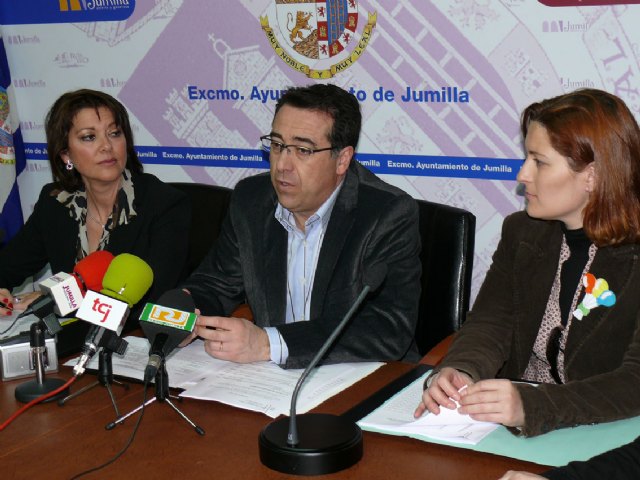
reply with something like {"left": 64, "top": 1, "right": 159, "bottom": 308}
{"left": 139, "top": 289, "right": 197, "bottom": 382}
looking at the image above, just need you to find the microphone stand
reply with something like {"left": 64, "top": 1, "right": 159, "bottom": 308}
{"left": 258, "top": 285, "right": 373, "bottom": 475}
{"left": 17, "top": 296, "right": 64, "bottom": 336}
{"left": 14, "top": 321, "right": 69, "bottom": 403}
{"left": 106, "top": 354, "right": 205, "bottom": 435}
{"left": 58, "top": 347, "right": 130, "bottom": 416}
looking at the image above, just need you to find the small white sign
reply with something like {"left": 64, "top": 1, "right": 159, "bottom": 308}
{"left": 76, "top": 290, "right": 129, "bottom": 335}
{"left": 40, "top": 272, "right": 83, "bottom": 316}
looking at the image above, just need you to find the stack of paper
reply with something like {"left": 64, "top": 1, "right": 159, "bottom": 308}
{"left": 66, "top": 336, "right": 383, "bottom": 418}
{"left": 358, "top": 372, "right": 498, "bottom": 445}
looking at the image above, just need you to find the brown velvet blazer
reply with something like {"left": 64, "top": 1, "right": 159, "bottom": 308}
{"left": 437, "top": 211, "right": 640, "bottom": 436}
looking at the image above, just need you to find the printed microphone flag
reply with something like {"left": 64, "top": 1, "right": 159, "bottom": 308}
{"left": 0, "top": 33, "right": 25, "bottom": 248}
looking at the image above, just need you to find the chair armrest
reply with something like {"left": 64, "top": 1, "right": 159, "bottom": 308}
{"left": 419, "top": 334, "right": 454, "bottom": 365}
{"left": 232, "top": 303, "right": 253, "bottom": 322}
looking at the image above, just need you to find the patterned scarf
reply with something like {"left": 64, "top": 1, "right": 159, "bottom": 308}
{"left": 55, "top": 169, "right": 137, "bottom": 260}
{"left": 522, "top": 236, "right": 597, "bottom": 384}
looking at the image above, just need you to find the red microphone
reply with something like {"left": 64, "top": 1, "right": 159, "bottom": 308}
{"left": 72, "top": 250, "right": 115, "bottom": 293}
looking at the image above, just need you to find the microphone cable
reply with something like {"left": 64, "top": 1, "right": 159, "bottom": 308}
{"left": 0, "top": 375, "right": 77, "bottom": 431}
{"left": 69, "top": 379, "right": 150, "bottom": 479}
{"left": 0, "top": 314, "right": 21, "bottom": 336}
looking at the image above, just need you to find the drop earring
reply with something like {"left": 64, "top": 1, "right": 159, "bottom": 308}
{"left": 65, "top": 160, "right": 74, "bottom": 171}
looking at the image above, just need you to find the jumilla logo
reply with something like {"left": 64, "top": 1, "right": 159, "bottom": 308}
{"left": 59, "top": 0, "right": 132, "bottom": 12}
{"left": 260, "top": 0, "right": 376, "bottom": 79}
{"left": 58, "top": 0, "right": 84, "bottom": 11}
{"left": 62, "top": 284, "right": 80, "bottom": 310}
{"left": 3, "top": 0, "right": 133, "bottom": 24}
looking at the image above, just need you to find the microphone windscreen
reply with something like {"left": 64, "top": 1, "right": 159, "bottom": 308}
{"left": 156, "top": 289, "right": 195, "bottom": 312}
{"left": 364, "top": 263, "right": 388, "bottom": 291}
{"left": 101, "top": 253, "right": 154, "bottom": 307}
{"left": 73, "top": 250, "right": 115, "bottom": 293}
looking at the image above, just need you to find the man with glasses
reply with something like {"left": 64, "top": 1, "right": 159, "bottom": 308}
{"left": 181, "top": 83, "right": 421, "bottom": 368}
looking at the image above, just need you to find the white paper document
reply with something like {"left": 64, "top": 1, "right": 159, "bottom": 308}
{"left": 358, "top": 371, "right": 498, "bottom": 445}
{"left": 64, "top": 336, "right": 217, "bottom": 386}
{"left": 180, "top": 357, "right": 382, "bottom": 418}
{"left": 65, "top": 336, "right": 383, "bottom": 418}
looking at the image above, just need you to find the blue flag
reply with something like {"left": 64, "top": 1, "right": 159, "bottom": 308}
{"left": 0, "top": 34, "right": 26, "bottom": 248}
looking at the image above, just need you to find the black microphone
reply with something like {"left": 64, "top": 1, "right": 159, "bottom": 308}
{"left": 139, "top": 289, "right": 196, "bottom": 382}
{"left": 259, "top": 263, "right": 388, "bottom": 475}
{"left": 73, "top": 324, "right": 130, "bottom": 377}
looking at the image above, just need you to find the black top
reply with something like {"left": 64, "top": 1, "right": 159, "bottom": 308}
{"left": 0, "top": 173, "right": 191, "bottom": 355}
{"left": 559, "top": 227, "right": 591, "bottom": 326}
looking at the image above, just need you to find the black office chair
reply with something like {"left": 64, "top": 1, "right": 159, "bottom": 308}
{"left": 414, "top": 200, "right": 476, "bottom": 356}
{"left": 169, "top": 182, "right": 233, "bottom": 277}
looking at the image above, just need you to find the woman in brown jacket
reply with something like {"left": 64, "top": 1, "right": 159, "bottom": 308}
{"left": 415, "top": 89, "right": 640, "bottom": 437}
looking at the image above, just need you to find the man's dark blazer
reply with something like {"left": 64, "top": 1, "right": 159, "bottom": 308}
{"left": 183, "top": 162, "right": 421, "bottom": 368}
{"left": 437, "top": 211, "right": 640, "bottom": 436}
{"left": 0, "top": 173, "right": 190, "bottom": 330}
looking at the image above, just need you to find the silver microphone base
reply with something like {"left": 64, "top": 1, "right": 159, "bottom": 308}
{"left": 259, "top": 413, "right": 363, "bottom": 475}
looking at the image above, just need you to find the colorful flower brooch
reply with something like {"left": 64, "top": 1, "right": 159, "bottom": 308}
{"left": 573, "top": 273, "right": 616, "bottom": 320}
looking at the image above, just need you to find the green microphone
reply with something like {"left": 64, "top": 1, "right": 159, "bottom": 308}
{"left": 101, "top": 253, "right": 154, "bottom": 307}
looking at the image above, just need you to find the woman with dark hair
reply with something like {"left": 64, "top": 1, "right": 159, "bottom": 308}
{"left": 415, "top": 88, "right": 640, "bottom": 436}
{"left": 0, "top": 89, "right": 190, "bottom": 349}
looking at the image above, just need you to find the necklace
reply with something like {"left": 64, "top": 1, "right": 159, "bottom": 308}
{"left": 86, "top": 211, "right": 105, "bottom": 229}
{"left": 86, "top": 191, "right": 108, "bottom": 230}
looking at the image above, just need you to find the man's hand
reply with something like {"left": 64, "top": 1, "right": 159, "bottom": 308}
{"left": 457, "top": 379, "right": 525, "bottom": 427}
{"left": 414, "top": 367, "right": 473, "bottom": 417}
{"left": 195, "top": 315, "right": 271, "bottom": 363}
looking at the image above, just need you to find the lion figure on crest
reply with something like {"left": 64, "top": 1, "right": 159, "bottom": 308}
{"left": 287, "top": 10, "right": 313, "bottom": 43}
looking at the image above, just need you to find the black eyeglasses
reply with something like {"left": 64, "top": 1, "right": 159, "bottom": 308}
{"left": 546, "top": 325, "right": 565, "bottom": 384}
{"left": 260, "top": 135, "right": 334, "bottom": 160}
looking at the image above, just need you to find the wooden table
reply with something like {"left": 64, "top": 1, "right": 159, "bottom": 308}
{"left": 0, "top": 362, "right": 548, "bottom": 479}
